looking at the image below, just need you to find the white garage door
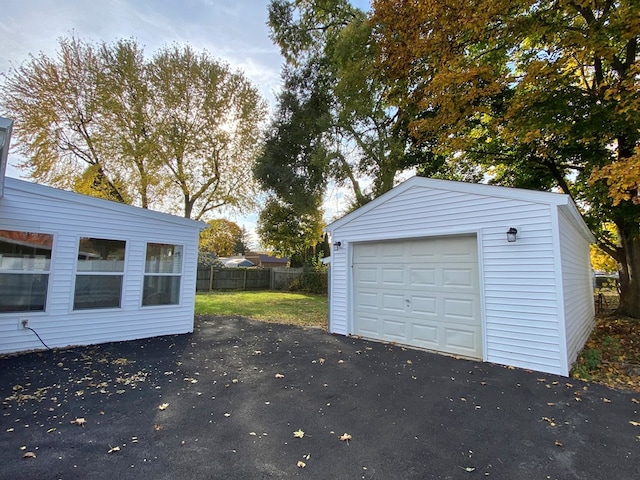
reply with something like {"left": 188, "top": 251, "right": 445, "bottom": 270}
{"left": 353, "top": 235, "right": 482, "bottom": 359}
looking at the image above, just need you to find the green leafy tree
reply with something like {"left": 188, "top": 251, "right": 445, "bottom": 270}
{"left": 373, "top": 0, "right": 640, "bottom": 316}
{"left": 257, "top": 197, "right": 325, "bottom": 260}
{"left": 199, "top": 219, "right": 245, "bottom": 257}
{"left": 1, "top": 36, "right": 266, "bottom": 219}
{"left": 256, "top": 0, "right": 413, "bottom": 214}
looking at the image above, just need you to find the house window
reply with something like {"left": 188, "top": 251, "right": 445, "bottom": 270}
{"left": 143, "top": 243, "right": 182, "bottom": 306}
{"left": 74, "top": 237, "right": 126, "bottom": 310}
{"left": 0, "top": 230, "right": 53, "bottom": 313}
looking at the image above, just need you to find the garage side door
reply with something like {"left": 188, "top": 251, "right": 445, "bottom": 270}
{"left": 353, "top": 235, "right": 482, "bottom": 359}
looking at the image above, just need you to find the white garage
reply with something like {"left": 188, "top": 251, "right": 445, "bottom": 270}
{"left": 326, "top": 176, "right": 595, "bottom": 376}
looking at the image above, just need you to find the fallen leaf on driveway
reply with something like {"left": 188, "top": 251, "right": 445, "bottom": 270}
{"left": 603, "top": 398, "right": 612, "bottom": 403}
{"left": 274, "top": 373, "right": 285, "bottom": 379}
{"left": 542, "top": 417, "right": 556, "bottom": 427}
{"left": 632, "top": 398, "right": 639, "bottom": 404}
{"left": 293, "top": 429, "right": 305, "bottom": 438}
{"left": 22, "top": 452, "right": 36, "bottom": 459}
{"left": 158, "top": 403, "right": 169, "bottom": 411}
{"left": 297, "top": 461, "right": 306, "bottom": 468}
{"left": 107, "top": 446, "right": 120, "bottom": 454}
{"left": 460, "top": 467, "right": 475, "bottom": 472}
{"left": 555, "top": 440, "right": 563, "bottom": 447}
{"left": 630, "top": 421, "right": 640, "bottom": 427}
{"left": 70, "top": 418, "right": 86, "bottom": 426}
{"left": 339, "top": 433, "right": 352, "bottom": 442}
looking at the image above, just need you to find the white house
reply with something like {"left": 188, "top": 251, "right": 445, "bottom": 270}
{"left": 0, "top": 177, "right": 204, "bottom": 355}
{"left": 325, "top": 176, "right": 595, "bottom": 376}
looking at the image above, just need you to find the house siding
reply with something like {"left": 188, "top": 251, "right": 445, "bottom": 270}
{"left": 0, "top": 179, "right": 202, "bottom": 355}
{"left": 327, "top": 178, "right": 594, "bottom": 376}
{"left": 559, "top": 208, "right": 595, "bottom": 373}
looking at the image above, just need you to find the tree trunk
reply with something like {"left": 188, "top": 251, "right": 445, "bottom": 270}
{"left": 184, "top": 194, "right": 193, "bottom": 219}
{"left": 615, "top": 222, "right": 640, "bottom": 318}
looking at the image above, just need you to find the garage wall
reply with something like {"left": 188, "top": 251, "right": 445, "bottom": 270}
{"left": 559, "top": 208, "right": 596, "bottom": 372}
{"left": 328, "top": 181, "right": 573, "bottom": 375}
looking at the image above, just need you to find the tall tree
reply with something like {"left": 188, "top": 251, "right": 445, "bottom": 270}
{"left": 373, "top": 0, "right": 640, "bottom": 317}
{"left": 257, "top": 196, "right": 325, "bottom": 258}
{"left": 148, "top": 45, "right": 266, "bottom": 219}
{"left": 199, "top": 218, "right": 244, "bottom": 256}
{"left": 1, "top": 36, "right": 266, "bottom": 219}
{"left": 256, "top": 0, "right": 412, "bottom": 213}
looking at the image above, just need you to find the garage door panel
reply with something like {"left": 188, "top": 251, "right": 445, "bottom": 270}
{"left": 442, "top": 237, "right": 477, "bottom": 259}
{"left": 383, "top": 318, "right": 406, "bottom": 340}
{"left": 443, "top": 297, "right": 477, "bottom": 321}
{"left": 380, "top": 242, "right": 406, "bottom": 259}
{"left": 381, "top": 267, "right": 404, "bottom": 285}
{"left": 357, "top": 315, "right": 379, "bottom": 336}
{"left": 356, "top": 267, "right": 378, "bottom": 284}
{"left": 357, "top": 291, "right": 379, "bottom": 309}
{"left": 444, "top": 327, "right": 480, "bottom": 354}
{"left": 442, "top": 267, "right": 476, "bottom": 288}
{"left": 353, "top": 235, "right": 482, "bottom": 359}
{"left": 411, "top": 323, "right": 439, "bottom": 347}
{"left": 410, "top": 295, "right": 438, "bottom": 315}
{"left": 356, "top": 244, "right": 379, "bottom": 260}
{"left": 409, "top": 241, "right": 438, "bottom": 259}
{"left": 409, "top": 268, "right": 436, "bottom": 287}
{"left": 382, "top": 293, "right": 406, "bottom": 313}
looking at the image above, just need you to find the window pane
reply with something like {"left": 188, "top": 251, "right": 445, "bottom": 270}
{"left": 143, "top": 276, "right": 180, "bottom": 306}
{"left": 77, "top": 238, "right": 126, "bottom": 272}
{"left": 145, "top": 243, "right": 183, "bottom": 273}
{"left": 0, "top": 273, "right": 48, "bottom": 312}
{"left": 74, "top": 275, "right": 123, "bottom": 310}
{"left": 0, "top": 230, "right": 52, "bottom": 271}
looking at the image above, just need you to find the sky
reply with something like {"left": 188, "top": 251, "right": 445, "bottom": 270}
{"left": 0, "top": 0, "right": 371, "bottom": 247}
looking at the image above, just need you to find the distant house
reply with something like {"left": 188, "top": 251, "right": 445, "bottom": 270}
{"left": 0, "top": 177, "right": 204, "bottom": 355}
{"left": 220, "top": 256, "right": 255, "bottom": 268}
{"left": 245, "top": 253, "right": 289, "bottom": 268}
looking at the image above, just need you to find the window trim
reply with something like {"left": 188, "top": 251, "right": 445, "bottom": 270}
{"left": 72, "top": 236, "right": 127, "bottom": 311}
{"left": 0, "top": 229, "right": 55, "bottom": 315}
{"left": 141, "top": 242, "right": 184, "bottom": 308}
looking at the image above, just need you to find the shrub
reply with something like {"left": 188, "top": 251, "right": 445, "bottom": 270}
{"left": 288, "top": 272, "right": 328, "bottom": 294}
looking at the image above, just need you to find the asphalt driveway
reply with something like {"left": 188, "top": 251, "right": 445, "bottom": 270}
{"left": 1, "top": 316, "right": 639, "bottom": 480}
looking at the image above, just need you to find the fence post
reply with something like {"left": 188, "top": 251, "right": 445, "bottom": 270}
{"left": 209, "top": 265, "right": 214, "bottom": 291}
{"left": 243, "top": 269, "right": 247, "bottom": 290}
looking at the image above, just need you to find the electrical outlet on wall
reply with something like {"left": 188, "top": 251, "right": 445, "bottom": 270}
{"left": 19, "top": 318, "right": 28, "bottom": 330}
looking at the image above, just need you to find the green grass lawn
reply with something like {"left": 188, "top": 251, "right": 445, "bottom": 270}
{"left": 195, "top": 291, "right": 328, "bottom": 328}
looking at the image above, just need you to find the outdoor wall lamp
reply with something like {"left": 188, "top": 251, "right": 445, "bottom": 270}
{"left": 333, "top": 241, "right": 342, "bottom": 251}
{"left": 506, "top": 227, "right": 518, "bottom": 243}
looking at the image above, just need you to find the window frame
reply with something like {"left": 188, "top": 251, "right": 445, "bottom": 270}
{"left": 72, "top": 236, "right": 127, "bottom": 311}
{"left": 0, "top": 229, "right": 54, "bottom": 314}
{"left": 142, "top": 242, "right": 184, "bottom": 307}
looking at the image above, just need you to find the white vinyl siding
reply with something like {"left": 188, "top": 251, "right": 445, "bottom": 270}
{"left": 0, "top": 179, "right": 203, "bottom": 355}
{"left": 327, "top": 178, "right": 594, "bottom": 376}
{"left": 559, "top": 209, "right": 596, "bottom": 369}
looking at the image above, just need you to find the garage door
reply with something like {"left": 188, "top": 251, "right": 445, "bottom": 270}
{"left": 353, "top": 235, "right": 482, "bottom": 359}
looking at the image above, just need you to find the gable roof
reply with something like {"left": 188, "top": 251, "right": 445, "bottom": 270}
{"left": 3, "top": 177, "right": 205, "bottom": 230}
{"left": 326, "top": 176, "right": 594, "bottom": 242}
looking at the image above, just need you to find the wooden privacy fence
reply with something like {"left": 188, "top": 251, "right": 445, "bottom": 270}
{"left": 196, "top": 266, "right": 306, "bottom": 292}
